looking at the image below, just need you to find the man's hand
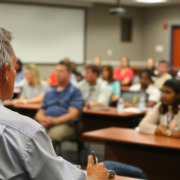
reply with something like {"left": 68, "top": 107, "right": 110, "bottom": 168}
{"left": 86, "top": 155, "right": 108, "bottom": 180}
{"left": 155, "top": 125, "right": 169, "bottom": 136}
{"left": 124, "top": 102, "right": 132, "bottom": 108}
{"left": 13, "top": 99, "right": 24, "bottom": 104}
{"left": 39, "top": 116, "right": 54, "bottom": 128}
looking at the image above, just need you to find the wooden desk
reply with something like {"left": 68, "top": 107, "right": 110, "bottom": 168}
{"left": 11, "top": 103, "right": 40, "bottom": 118}
{"left": 13, "top": 103, "right": 41, "bottom": 110}
{"left": 83, "top": 127, "right": 180, "bottom": 180}
{"left": 114, "top": 176, "right": 142, "bottom": 180}
{"left": 79, "top": 108, "right": 146, "bottom": 143}
{"left": 10, "top": 104, "right": 146, "bottom": 143}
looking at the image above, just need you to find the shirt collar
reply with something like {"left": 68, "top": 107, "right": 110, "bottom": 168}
{"left": 54, "top": 83, "right": 71, "bottom": 93}
{"left": 0, "top": 99, "right": 3, "bottom": 106}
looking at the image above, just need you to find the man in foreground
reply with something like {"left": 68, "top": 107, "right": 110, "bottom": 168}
{"left": 0, "top": 27, "right": 108, "bottom": 180}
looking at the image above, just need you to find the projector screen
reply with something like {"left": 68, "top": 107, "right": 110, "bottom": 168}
{"left": 0, "top": 3, "right": 85, "bottom": 64}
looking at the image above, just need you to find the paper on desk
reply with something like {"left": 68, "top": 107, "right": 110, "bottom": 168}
{"left": 123, "top": 107, "right": 141, "bottom": 113}
{"left": 90, "top": 107, "right": 111, "bottom": 111}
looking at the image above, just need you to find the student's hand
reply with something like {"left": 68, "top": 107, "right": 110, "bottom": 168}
{"left": 86, "top": 155, "right": 108, "bottom": 180}
{"left": 124, "top": 102, "right": 132, "bottom": 108}
{"left": 39, "top": 116, "right": 54, "bottom": 127}
{"left": 156, "top": 125, "right": 169, "bottom": 136}
{"left": 13, "top": 99, "right": 24, "bottom": 104}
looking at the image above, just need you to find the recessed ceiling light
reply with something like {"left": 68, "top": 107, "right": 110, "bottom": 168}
{"left": 135, "top": 0, "right": 167, "bottom": 3}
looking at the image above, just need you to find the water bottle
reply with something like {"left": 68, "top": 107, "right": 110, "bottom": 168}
{"left": 117, "top": 98, "right": 124, "bottom": 113}
{"left": 139, "top": 95, "right": 145, "bottom": 110}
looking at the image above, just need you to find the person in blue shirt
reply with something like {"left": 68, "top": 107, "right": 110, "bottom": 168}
{"left": 102, "top": 65, "right": 121, "bottom": 103}
{"left": 0, "top": 27, "right": 108, "bottom": 180}
{"left": 14, "top": 58, "right": 24, "bottom": 89}
{"left": 36, "top": 61, "right": 83, "bottom": 143}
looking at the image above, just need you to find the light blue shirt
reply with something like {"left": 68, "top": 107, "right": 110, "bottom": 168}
{"left": 0, "top": 100, "right": 86, "bottom": 180}
{"left": 109, "top": 81, "right": 121, "bottom": 96}
{"left": 70, "top": 73, "right": 77, "bottom": 86}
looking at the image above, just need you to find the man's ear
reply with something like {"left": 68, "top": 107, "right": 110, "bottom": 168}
{"left": 0, "top": 63, "right": 9, "bottom": 83}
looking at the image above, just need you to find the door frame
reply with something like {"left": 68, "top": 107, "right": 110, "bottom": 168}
{"left": 170, "top": 25, "right": 180, "bottom": 72}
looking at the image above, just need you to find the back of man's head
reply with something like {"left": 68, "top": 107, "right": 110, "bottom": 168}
{"left": 0, "top": 27, "right": 13, "bottom": 70}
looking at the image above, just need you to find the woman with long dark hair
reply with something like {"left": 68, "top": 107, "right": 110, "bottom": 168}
{"left": 102, "top": 65, "right": 121, "bottom": 103}
{"left": 139, "top": 79, "right": 180, "bottom": 138}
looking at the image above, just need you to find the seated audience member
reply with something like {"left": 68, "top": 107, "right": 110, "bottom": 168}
{"left": 14, "top": 58, "right": 24, "bottom": 89}
{"left": 82, "top": 57, "right": 102, "bottom": 77}
{"left": 102, "top": 65, "right": 121, "bottom": 103}
{"left": 124, "top": 69, "right": 161, "bottom": 108}
{"left": 114, "top": 57, "right": 134, "bottom": 85}
{"left": 48, "top": 59, "right": 77, "bottom": 86}
{"left": 139, "top": 79, "right": 180, "bottom": 138}
{"left": 77, "top": 65, "right": 112, "bottom": 108}
{"left": 146, "top": 58, "right": 155, "bottom": 71}
{"left": 93, "top": 57, "right": 101, "bottom": 71}
{"left": 71, "top": 62, "right": 83, "bottom": 82}
{"left": 154, "top": 60, "right": 172, "bottom": 89}
{"left": 103, "top": 161, "right": 147, "bottom": 179}
{"left": 36, "top": 61, "right": 83, "bottom": 143}
{"left": 13, "top": 64, "right": 50, "bottom": 104}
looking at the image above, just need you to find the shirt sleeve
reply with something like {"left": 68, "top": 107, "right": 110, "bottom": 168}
{"left": 97, "top": 85, "right": 112, "bottom": 107}
{"left": 112, "top": 81, "right": 121, "bottom": 96}
{"left": 69, "top": 88, "right": 83, "bottom": 111}
{"left": 41, "top": 82, "right": 51, "bottom": 94}
{"left": 139, "top": 102, "right": 161, "bottom": 135}
{"left": 148, "top": 88, "right": 161, "bottom": 103}
{"left": 23, "top": 127, "right": 86, "bottom": 180}
{"left": 70, "top": 73, "right": 77, "bottom": 86}
{"left": 40, "top": 93, "right": 48, "bottom": 110}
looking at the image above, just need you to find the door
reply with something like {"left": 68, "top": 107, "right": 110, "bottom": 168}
{"left": 172, "top": 26, "right": 180, "bottom": 68}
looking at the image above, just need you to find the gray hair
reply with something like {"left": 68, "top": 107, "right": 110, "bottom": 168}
{"left": 0, "top": 27, "right": 13, "bottom": 70}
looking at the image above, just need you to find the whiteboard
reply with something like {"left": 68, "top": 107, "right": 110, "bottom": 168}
{"left": 0, "top": 3, "right": 85, "bottom": 64}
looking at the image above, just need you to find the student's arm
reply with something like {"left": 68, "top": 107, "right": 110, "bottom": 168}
{"left": 49, "top": 107, "right": 79, "bottom": 126}
{"left": 26, "top": 93, "right": 45, "bottom": 104}
{"left": 145, "top": 101, "right": 156, "bottom": 107}
{"left": 121, "top": 77, "right": 131, "bottom": 85}
{"left": 111, "top": 81, "right": 120, "bottom": 103}
{"left": 13, "top": 94, "right": 45, "bottom": 104}
{"left": 139, "top": 102, "right": 161, "bottom": 134}
{"left": 12, "top": 95, "right": 25, "bottom": 104}
{"left": 92, "top": 86, "right": 112, "bottom": 107}
{"left": 89, "top": 102, "right": 105, "bottom": 108}
{"left": 111, "top": 95, "right": 119, "bottom": 103}
{"left": 121, "top": 69, "right": 134, "bottom": 85}
{"left": 155, "top": 125, "right": 180, "bottom": 138}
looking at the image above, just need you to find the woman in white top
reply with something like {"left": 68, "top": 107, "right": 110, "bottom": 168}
{"left": 124, "top": 69, "right": 161, "bottom": 108}
{"left": 139, "top": 79, "right": 180, "bottom": 138}
{"left": 13, "top": 64, "right": 50, "bottom": 104}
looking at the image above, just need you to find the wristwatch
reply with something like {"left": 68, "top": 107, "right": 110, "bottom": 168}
{"left": 166, "top": 129, "right": 172, "bottom": 137}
